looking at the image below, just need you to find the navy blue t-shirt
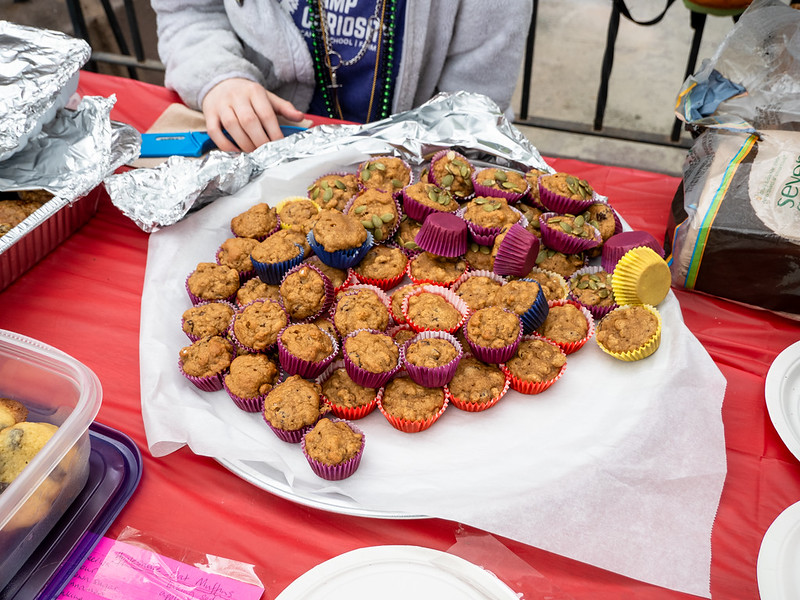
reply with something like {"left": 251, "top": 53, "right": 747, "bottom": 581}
{"left": 287, "top": 0, "right": 405, "bottom": 123}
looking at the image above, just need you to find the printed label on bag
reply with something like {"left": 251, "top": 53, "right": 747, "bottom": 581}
{"left": 749, "top": 130, "right": 800, "bottom": 244}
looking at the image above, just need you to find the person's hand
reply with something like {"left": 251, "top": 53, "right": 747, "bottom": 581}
{"left": 201, "top": 78, "right": 305, "bottom": 152}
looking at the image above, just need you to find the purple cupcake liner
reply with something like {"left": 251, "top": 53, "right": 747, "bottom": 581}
{"left": 427, "top": 149, "right": 476, "bottom": 201}
{"left": 263, "top": 417, "right": 316, "bottom": 444}
{"left": 222, "top": 375, "right": 267, "bottom": 412}
{"left": 400, "top": 185, "right": 458, "bottom": 223}
{"left": 230, "top": 212, "right": 281, "bottom": 241}
{"left": 463, "top": 308, "right": 523, "bottom": 364}
{"left": 250, "top": 243, "right": 305, "bottom": 285}
{"left": 357, "top": 156, "right": 414, "bottom": 193}
{"left": 185, "top": 271, "right": 238, "bottom": 306}
{"left": 181, "top": 300, "right": 237, "bottom": 343}
{"left": 537, "top": 174, "right": 601, "bottom": 214}
{"left": 600, "top": 230, "right": 665, "bottom": 273}
{"left": 279, "top": 263, "right": 335, "bottom": 323}
{"left": 301, "top": 418, "right": 365, "bottom": 480}
{"left": 401, "top": 330, "right": 463, "bottom": 388}
{"left": 568, "top": 265, "right": 618, "bottom": 321}
{"left": 492, "top": 223, "right": 540, "bottom": 277}
{"left": 413, "top": 211, "right": 469, "bottom": 257}
{"left": 307, "top": 171, "right": 359, "bottom": 210}
{"left": 277, "top": 325, "right": 339, "bottom": 379}
{"left": 456, "top": 205, "right": 528, "bottom": 247}
{"left": 179, "top": 361, "right": 225, "bottom": 392}
{"left": 342, "top": 328, "right": 402, "bottom": 388}
{"left": 215, "top": 243, "right": 259, "bottom": 285}
{"left": 306, "top": 228, "right": 374, "bottom": 270}
{"left": 471, "top": 168, "right": 530, "bottom": 204}
{"left": 515, "top": 279, "right": 551, "bottom": 334}
{"left": 539, "top": 212, "right": 602, "bottom": 255}
{"left": 228, "top": 299, "right": 287, "bottom": 354}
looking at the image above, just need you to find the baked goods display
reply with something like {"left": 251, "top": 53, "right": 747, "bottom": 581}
{"left": 176, "top": 150, "right": 673, "bottom": 478}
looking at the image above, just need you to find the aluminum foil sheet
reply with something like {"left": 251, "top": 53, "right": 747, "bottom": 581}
{"left": 0, "top": 21, "right": 91, "bottom": 162}
{"left": 105, "top": 91, "right": 554, "bottom": 232}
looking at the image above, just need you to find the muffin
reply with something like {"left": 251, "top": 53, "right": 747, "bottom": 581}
{"left": 390, "top": 283, "right": 424, "bottom": 324}
{"left": 536, "top": 299, "right": 595, "bottom": 355}
{"left": 0, "top": 398, "right": 28, "bottom": 429}
{"left": 471, "top": 167, "right": 529, "bottom": 204}
{"left": 462, "top": 306, "right": 522, "bottom": 364}
{"left": 400, "top": 181, "right": 459, "bottom": 223}
{"left": 179, "top": 335, "right": 235, "bottom": 391}
{"left": 492, "top": 278, "right": 549, "bottom": 334}
{"left": 538, "top": 213, "right": 602, "bottom": 255}
{"left": 595, "top": 304, "right": 662, "bottom": 361}
{"left": 464, "top": 242, "right": 494, "bottom": 271}
{"left": 568, "top": 266, "right": 618, "bottom": 320}
{"left": 502, "top": 335, "right": 567, "bottom": 394}
{"left": 428, "top": 149, "right": 475, "bottom": 200}
{"left": 0, "top": 422, "right": 58, "bottom": 486}
{"left": 357, "top": 155, "right": 412, "bottom": 192}
{"left": 446, "top": 354, "right": 510, "bottom": 412}
{"left": 317, "top": 361, "right": 379, "bottom": 419}
{"left": 181, "top": 300, "right": 236, "bottom": 342}
{"left": 277, "top": 322, "right": 338, "bottom": 378}
{"left": 307, "top": 209, "right": 372, "bottom": 269}
{"left": 216, "top": 236, "right": 258, "bottom": 280}
{"left": 388, "top": 324, "right": 418, "bottom": 347}
{"left": 524, "top": 167, "right": 548, "bottom": 208}
{"left": 186, "top": 262, "right": 240, "bottom": 304}
{"left": 451, "top": 270, "right": 506, "bottom": 311}
{"left": 262, "top": 374, "right": 325, "bottom": 443}
{"left": 308, "top": 173, "right": 360, "bottom": 211}
{"left": 230, "top": 202, "right": 279, "bottom": 239}
{"left": 459, "top": 197, "right": 522, "bottom": 245}
{"left": 352, "top": 244, "right": 408, "bottom": 289}
{"left": 223, "top": 353, "right": 280, "bottom": 412}
{"left": 332, "top": 286, "right": 391, "bottom": 338}
{"left": 535, "top": 248, "right": 586, "bottom": 279}
{"left": 304, "top": 255, "right": 352, "bottom": 292}
{"left": 342, "top": 329, "right": 401, "bottom": 388}
{"left": 236, "top": 278, "right": 282, "bottom": 307}
{"left": 346, "top": 188, "right": 400, "bottom": 243}
{"left": 402, "top": 287, "right": 468, "bottom": 334}
{"left": 520, "top": 267, "right": 569, "bottom": 301}
{"left": 229, "top": 299, "right": 288, "bottom": 353}
{"left": 402, "top": 330, "right": 462, "bottom": 388}
{"left": 538, "top": 172, "right": 596, "bottom": 214}
{"left": 301, "top": 418, "right": 365, "bottom": 480}
{"left": 406, "top": 251, "right": 468, "bottom": 287}
{"left": 279, "top": 264, "right": 333, "bottom": 322}
{"left": 516, "top": 202, "right": 544, "bottom": 237}
{"left": 249, "top": 233, "right": 305, "bottom": 285}
{"left": 581, "top": 202, "right": 621, "bottom": 257}
{"left": 393, "top": 216, "right": 423, "bottom": 254}
{"left": 276, "top": 197, "right": 321, "bottom": 232}
{"left": 378, "top": 375, "right": 448, "bottom": 433}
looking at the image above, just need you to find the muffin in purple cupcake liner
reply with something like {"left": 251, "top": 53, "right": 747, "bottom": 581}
{"left": 401, "top": 330, "right": 463, "bottom": 388}
{"left": 342, "top": 328, "right": 402, "bottom": 388}
{"left": 471, "top": 167, "right": 530, "bottom": 204}
{"left": 400, "top": 185, "right": 458, "bottom": 224}
{"left": 181, "top": 300, "right": 237, "bottom": 343}
{"left": 568, "top": 265, "right": 618, "bottom": 321}
{"left": 492, "top": 223, "right": 540, "bottom": 277}
{"left": 279, "top": 263, "right": 335, "bottom": 323}
{"left": 277, "top": 325, "right": 339, "bottom": 379}
{"left": 538, "top": 212, "right": 602, "bottom": 255}
{"left": 456, "top": 204, "right": 528, "bottom": 247}
{"left": 428, "top": 149, "right": 476, "bottom": 201}
{"left": 413, "top": 212, "right": 469, "bottom": 257}
{"left": 537, "top": 174, "right": 600, "bottom": 214}
{"left": 462, "top": 308, "right": 523, "bottom": 364}
{"left": 306, "top": 228, "right": 374, "bottom": 270}
{"left": 307, "top": 171, "right": 360, "bottom": 211}
{"left": 222, "top": 366, "right": 283, "bottom": 413}
{"left": 230, "top": 212, "right": 281, "bottom": 241}
{"left": 263, "top": 417, "right": 316, "bottom": 444}
{"left": 250, "top": 243, "right": 305, "bottom": 285}
{"left": 601, "top": 230, "right": 665, "bottom": 273}
{"left": 357, "top": 156, "right": 414, "bottom": 193}
{"left": 301, "top": 417, "right": 365, "bottom": 480}
{"left": 215, "top": 238, "right": 259, "bottom": 285}
{"left": 228, "top": 299, "right": 288, "bottom": 355}
{"left": 185, "top": 268, "right": 239, "bottom": 306}
{"left": 178, "top": 361, "right": 225, "bottom": 392}
{"left": 343, "top": 189, "right": 403, "bottom": 244}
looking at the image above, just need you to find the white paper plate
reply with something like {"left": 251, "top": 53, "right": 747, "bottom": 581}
{"left": 757, "top": 500, "right": 800, "bottom": 599}
{"left": 765, "top": 340, "right": 800, "bottom": 461}
{"left": 275, "top": 545, "right": 519, "bottom": 600}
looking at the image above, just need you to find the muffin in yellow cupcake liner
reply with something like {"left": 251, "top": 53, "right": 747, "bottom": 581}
{"left": 611, "top": 246, "right": 671, "bottom": 306}
{"left": 276, "top": 196, "right": 321, "bottom": 231}
{"left": 595, "top": 304, "right": 662, "bottom": 361}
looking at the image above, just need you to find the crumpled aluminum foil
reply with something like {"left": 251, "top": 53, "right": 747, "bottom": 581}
{"left": 0, "top": 20, "right": 91, "bottom": 161}
{"left": 105, "top": 91, "right": 553, "bottom": 232}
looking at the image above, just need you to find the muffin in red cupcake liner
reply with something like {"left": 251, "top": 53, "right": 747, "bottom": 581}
{"left": 412, "top": 211, "right": 469, "bottom": 257}
{"left": 471, "top": 167, "right": 530, "bottom": 204}
{"left": 386, "top": 322, "right": 417, "bottom": 345}
{"left": 492, "top": 222, "right": 540, "bottom": 277}
{"left": 405, "top": 254, "right": 469, "bottom": 288}
{"left": 462, "top": 308, "right": 523, "bottom": 364}
{"left": 301, "top": 418, "right": 366, "bottom": 480}
{"left": 357, "top": 156, "right": 414, "bottom": 193}
{"left": 445, "top": 353, "right": 511, "bottom": 412}
{"left": 306, "top": 229, "right": 373, "bottom": 270}
{"left": 427, "top": 149, "right": 476, "bottom": 201}
{"left": 250, "top": 243, "right": 306, "bottom": 285}
{"left": 376, "top": 374, "right": 449, "bottom": 433}
{"left": 456, "top": 204, "right": 528, "bottom": 247}
{"left": 185, "top": 271, "right": 238, "bottom": 306}
{"left": 601, "top": 230, "right": 665, "bottom": 273}
{"left": 401, "top": 330, "right": 463, "bottom": 388}
{"left": 401, "top": 285, "right": 470, "bottom": 334}
{"left": 540, "top": 299, "right": 596, "bottom": 355}
{"left": 228, "top": 299, "right": 288, "bottom": 355}
{"left": 400, "top": 184, "right": 458, "bottom": 224}
{"left": 350, "top": 243, "right": 408, "bottom": 291}
{"left": 277, "top": 325, "right": 339, "bottom": 379}
{"left": 181, "top": 300, "right": 236, "bottom": 343}
{"left": 330, "top": 284, "right": 394, "bottom": 330}
{"left": 279, "top": 263, "right": 335, "bottom": 323}
{"left": 178, "top": 361, "right": 225, "bottom": 392}
{"left": 316, "top": 359, "right": 379, "bottom": 419}
{"left": 538, "top": 212, "right": 602, "bottom": 255}
{"left": 513, "top": 279, "right": 551, "bottom": 334}
{"left": 538, "top": 174, "right": 601, "bottom": 215}
{"left": 568, "top": 265, "right": 618, "bottom": 321}
{"left": 342, "top": 328, "right": 402, "bottom": 388}
{"left": 501, "top": 334, "right": 567, "bottom": 395}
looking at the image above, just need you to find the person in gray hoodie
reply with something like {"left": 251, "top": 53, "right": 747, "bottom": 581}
{"left": 151, "top": 0, "right": 532, "bottom": 152}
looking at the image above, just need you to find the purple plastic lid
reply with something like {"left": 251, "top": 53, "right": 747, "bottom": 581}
{"left": 1, "top": 422, "right": 143, "bottom": 599}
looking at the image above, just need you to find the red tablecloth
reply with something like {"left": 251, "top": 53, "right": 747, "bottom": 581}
{"left": 1, "top": 71, "right": 798, "bottom": 599}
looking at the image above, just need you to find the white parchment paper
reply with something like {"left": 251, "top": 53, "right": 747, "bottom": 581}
{"left": 139, "top": 145, "right": 727, "bottom": 598}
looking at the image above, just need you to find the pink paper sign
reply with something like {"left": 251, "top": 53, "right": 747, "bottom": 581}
{"left": 58, "top": 537, "right": 264, "bottom": 600}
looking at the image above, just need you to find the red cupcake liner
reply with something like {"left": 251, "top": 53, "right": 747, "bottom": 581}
{"left": 412, "top": 211, "right": 469, "bottom": 257}
{"left": 351, "top": 245, "right": 409, "bottom": 291}
{"left": 181, "top": 300, "right": 236, "bottom": 343}
{"left": 376, "top": 378, "right": 449, "bottom": 433}
{"left": 445, "top": 355, "right": 511, "bottom": 412}
{"left": 277, "top": 325, "right": 339, "bottom": 379}
{"left": 540, "top": 299, "right": 596, "bottom": 355}
{"left": 401, "top": 330, "right": 463, "bottom": 388}
{"left": 427, "top": 149, "right": 476, "bottom": 201}
{"left": 301, "top": 418, "right": 366, "bottom": 480}
{"left": 537, "top": 174, "right": 600, "bottom": 214}
{"left": 492, "top": 222, "right": 540, "bottom": 277}
{"left": 316, "top": 359, "right": 379, "bottom": 419}
{"left": 471, "top": 168, "right": 530, "bottom": 204}
{"left": 401, "top": 285, "right": 470, "bottom": 334}
{"left": 450, "top": 269, "right": 507, "bottom": 295}
{"left": 279, "top": 263, "right": 335, "bottom": 323}
{"left": 501, "top": 334, "right": 567, "bottom": 395}
{"left": 228, "top": 299, "right": 288, "bottom": 354}
{"left": 178, "top": 361, "right": 225, "bottom": 392}
{"left": 330, "top": 284, "right": 394, "bottom": 336}
{"left": 342, "top": 328, "right": 402, "bottom": 388}
{"left": 568, "top": 265, "right": 618, "bottom": 322}
{"left": 405, "top": 255, "right": 469, "bottom": 288}
{"left": 462, "top": 308, "right": 523, "bottom": 364}
{"left": 538, "top": 212, "right": 602, "bottom": 254}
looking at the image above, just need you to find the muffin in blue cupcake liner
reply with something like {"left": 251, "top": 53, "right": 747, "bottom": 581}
{"left": 471, "top": 167, "right": 530, "bottom": 204}
{"left": 538, "top": 212, "right": 602, "bottom": 255}
{"left": 250, "top": 242, "right": 305, "bottom": 285}
{"left": 401, "top": 330, "right": 463, "bottom": 388}
{"left": 462, "top": 308, "right": 523, "bottom": 364}
{"left": 279, "top": 263, "right": 335, "bottom": 323}
{"left": 277, "top": 325, "right": 339, "bottom": 379}
{"left": 301, "top": 417, "right": 366, "bottom": 480}
{"left": 510, "top": 279, "right": 551, "bottom": 334}
{"left": 342, "top": 328, "right": 402, "bottom": 389}
{"left": 538, "top": 174, "right": 600, "bottom": 215}
{"left": 306, "top": 228, "right": 374, "bottom": 270}
{"left": 427, "top": 149, "right": 476, "bottom": 201}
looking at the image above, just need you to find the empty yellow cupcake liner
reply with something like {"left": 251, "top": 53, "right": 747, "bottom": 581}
{"left": 596, "top": 304, "right": 662, "bottom": 361}
{"left": 611, "top": 247, "right": 671, "bottom": 306}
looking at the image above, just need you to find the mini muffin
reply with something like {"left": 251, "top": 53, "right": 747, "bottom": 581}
{"left": 524, "top": 167, "right": 548, "bottom": 208}
{"left": 378, "top": 375, "right": 448, "bottom": 433}
{"left": 358, "top": 155, "right": 412, "bottom": 192}
{"left": 538, "top": 172, "right": 596, "bottom": 214}
{"left": 302, "top": 418, "right": 365, "bottom": 480}
{"left": 539, "top": 213, "right": 602, "bottom": 255}
{"left": 230, "top": 202, "right": 279, "bottom": 239}
{"left": 407, "top": 251, "right": 467, "bottom": 287}
{"left": 271, "top": 227, "right": 312, "bottom": 258}
{"left": 223, "top": 353, "right": 280, "bottom": 412}
{"left": 402, "top": 287, "right": 468, "bottom": 333}
{"left": 428, "top": 149, "right": 475, "bottom": 200}
{"left": 312, "top": 317, "right": 340, "bottom": 345}
{"left": 181, "top": 300, "right": 236, "bottom": 341}
{"left": 277, "top": 322, "right": 338, "bottom": 378}
{"left": 0, "top": 398, "right": 28, "bottom": 429}
{"left": 459, "top": 197, "right": 522, "bottom": 245}
{"left": 346, "top": 188, "right": 400, "bottom": 243}
{"left": 352, "top": 244, "right": 408, "bottom": 289}
{"left": 317, "top": 360, "right": 379, "bottom": 419}
{"left": 464, "top": 241, "right": 494, "bottom": 271}
{"left": 308, "top": 173, "right": 360, "bottom": 211}
{"left": 186, "top": 262, "right": 240, "bottom": 304}
{"left": 393, "top": 216, "right": 423, "bottom": 255}
{"left": 308, "top": 209, "right": 372, "bottom": 269}
{"left": 0, "top": 422, "right": 58, "bottom": 486}
{"left": 595, "top": 304, "right": 662, "bottom": 361}
{"left": 262, "top": 374, "right": 325, "bottom": 443}
{"left": 276, "top": 197, "right": 321, "bottom": 232}
{"left": 463, "top": 306, "right": 522, "bottom": 364}
{"left": 492, "top": 278, "right": 549, "bottom": 334}
{"left": 581, "top": 202, "right": 621, "bottom": 257}
{"left": 332, "top": 286, "right": 391, "bottom": 337}
{"left": 569, "top": 266, "right": 618, "bottom": 320}
{"left": 236, "top": 278, "right": 282, "bottom": 307}
{"left": 390, "top": 283, "right": 425, "bottom": 323}
{"left": 471, "top": 167, "right": 529, "bottom": 203}
{"left": 179, "top": 335, "right": 235, "bottom": 391}
{"left": 343, "top": 329, "right": 401, "bottom": 388}
{"left": 216, "top": 236, "right": 258, "bottom": 280}
{"left": 229, "top": 299, "right": 288, "bottom": 353}
{"left": 502, "top": 336, "right": 567, "bottom": 394}
{"left": 304, "top": 255, "right": 352, "bottom": 292}
{"left": 536, "top": 299, "right": 595, "bottom": 355}
{"left": 535, "top": 248, "right": 586, "bottom": 279}
{"left": 249, "top": 233, "right": 305, "bottom": 285}
{"left": 402, "top": 331, "right": 462, "bottom": 388}
{"left": 446, "top": 354, "right": 510, "bottom": 412}
{"left": 451, "top": 270, "right": 506, "bottom": 311}
{"left": 516, "top": 202, "right": 544, "bottom": 237}
{"left": 401, "top": 181, "right": 458, "bottom": 223}
{"left": 279, "top": 264, "right": 333, "bottom": 322}
{"left": 521, "top": 267, "right": 569, "bottom": 302}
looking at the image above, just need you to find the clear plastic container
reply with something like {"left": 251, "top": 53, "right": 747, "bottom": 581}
{"left": 0, "top": 330, "right": 102, "bottom": 589}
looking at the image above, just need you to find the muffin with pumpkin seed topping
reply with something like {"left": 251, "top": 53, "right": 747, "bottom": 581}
{"left": 346, "top": 188, "right": 400, "bottom": 243}
{"left": 308, "top": 173, "right": 360, "bottom": 211}
{"left": 428, "top": 149, "right": 475, "bottom": 200}
{"left": 357, "top": 156, "right": 412, "bottom": 192}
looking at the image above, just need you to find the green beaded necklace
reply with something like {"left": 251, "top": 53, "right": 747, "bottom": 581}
{"left": 307, "top": 0, "right": 397, "bottom": 122}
